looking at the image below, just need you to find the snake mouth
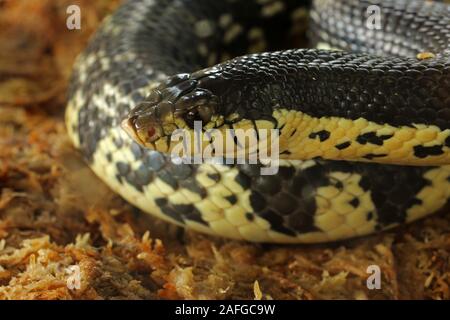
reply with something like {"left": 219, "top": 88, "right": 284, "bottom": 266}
{"left": 121, "top": 117, "right": 161, "bottom": 147}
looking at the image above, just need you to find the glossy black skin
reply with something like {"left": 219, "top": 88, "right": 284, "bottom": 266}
{"left": 127, "top": 0, "right": 450, "bottom": 134}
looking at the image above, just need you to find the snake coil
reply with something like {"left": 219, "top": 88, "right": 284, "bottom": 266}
{"left": 66, "top": 0, "right": 450, "bottom": 243}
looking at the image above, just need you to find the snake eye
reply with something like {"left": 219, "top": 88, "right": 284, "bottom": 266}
{"left": 187, "top": 110, "right": 197, "bottom": 119}
{"left": 198, "top": 105, "right": 212, "bottom": 123}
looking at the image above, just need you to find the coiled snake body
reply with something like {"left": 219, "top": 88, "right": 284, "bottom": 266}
{"left": 66, "top": 0, "right": 450, "bottom": 243}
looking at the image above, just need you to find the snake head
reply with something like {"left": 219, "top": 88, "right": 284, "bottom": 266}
{"left": 122, "top": 72, "right": 221, "bottom": 150}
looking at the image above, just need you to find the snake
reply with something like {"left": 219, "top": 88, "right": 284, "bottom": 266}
{"left": 66, "top": 0, "right": 450, "bottom": 243}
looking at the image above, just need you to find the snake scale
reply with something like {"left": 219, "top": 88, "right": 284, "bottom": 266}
{"left": 66, "top": 0, "right": 450, "bottom": 243}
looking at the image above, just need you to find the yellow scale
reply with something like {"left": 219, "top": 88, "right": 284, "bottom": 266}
{"left": 151, "top": 108, "right": 450, "bottom": 166}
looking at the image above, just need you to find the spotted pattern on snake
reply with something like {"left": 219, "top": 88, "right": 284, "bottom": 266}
{"left": 66, "top": 0, "right": 450, "bottom": 243}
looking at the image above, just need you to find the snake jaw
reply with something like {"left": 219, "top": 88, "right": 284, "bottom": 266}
{"left": 120, "top": 118, "right": 149, "bottom": 145}
{"left": 121, "top": 117, "right": 158, "bottom": 147}
{"left": 121, "top": 118, "right": 142, "bottom": 144}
